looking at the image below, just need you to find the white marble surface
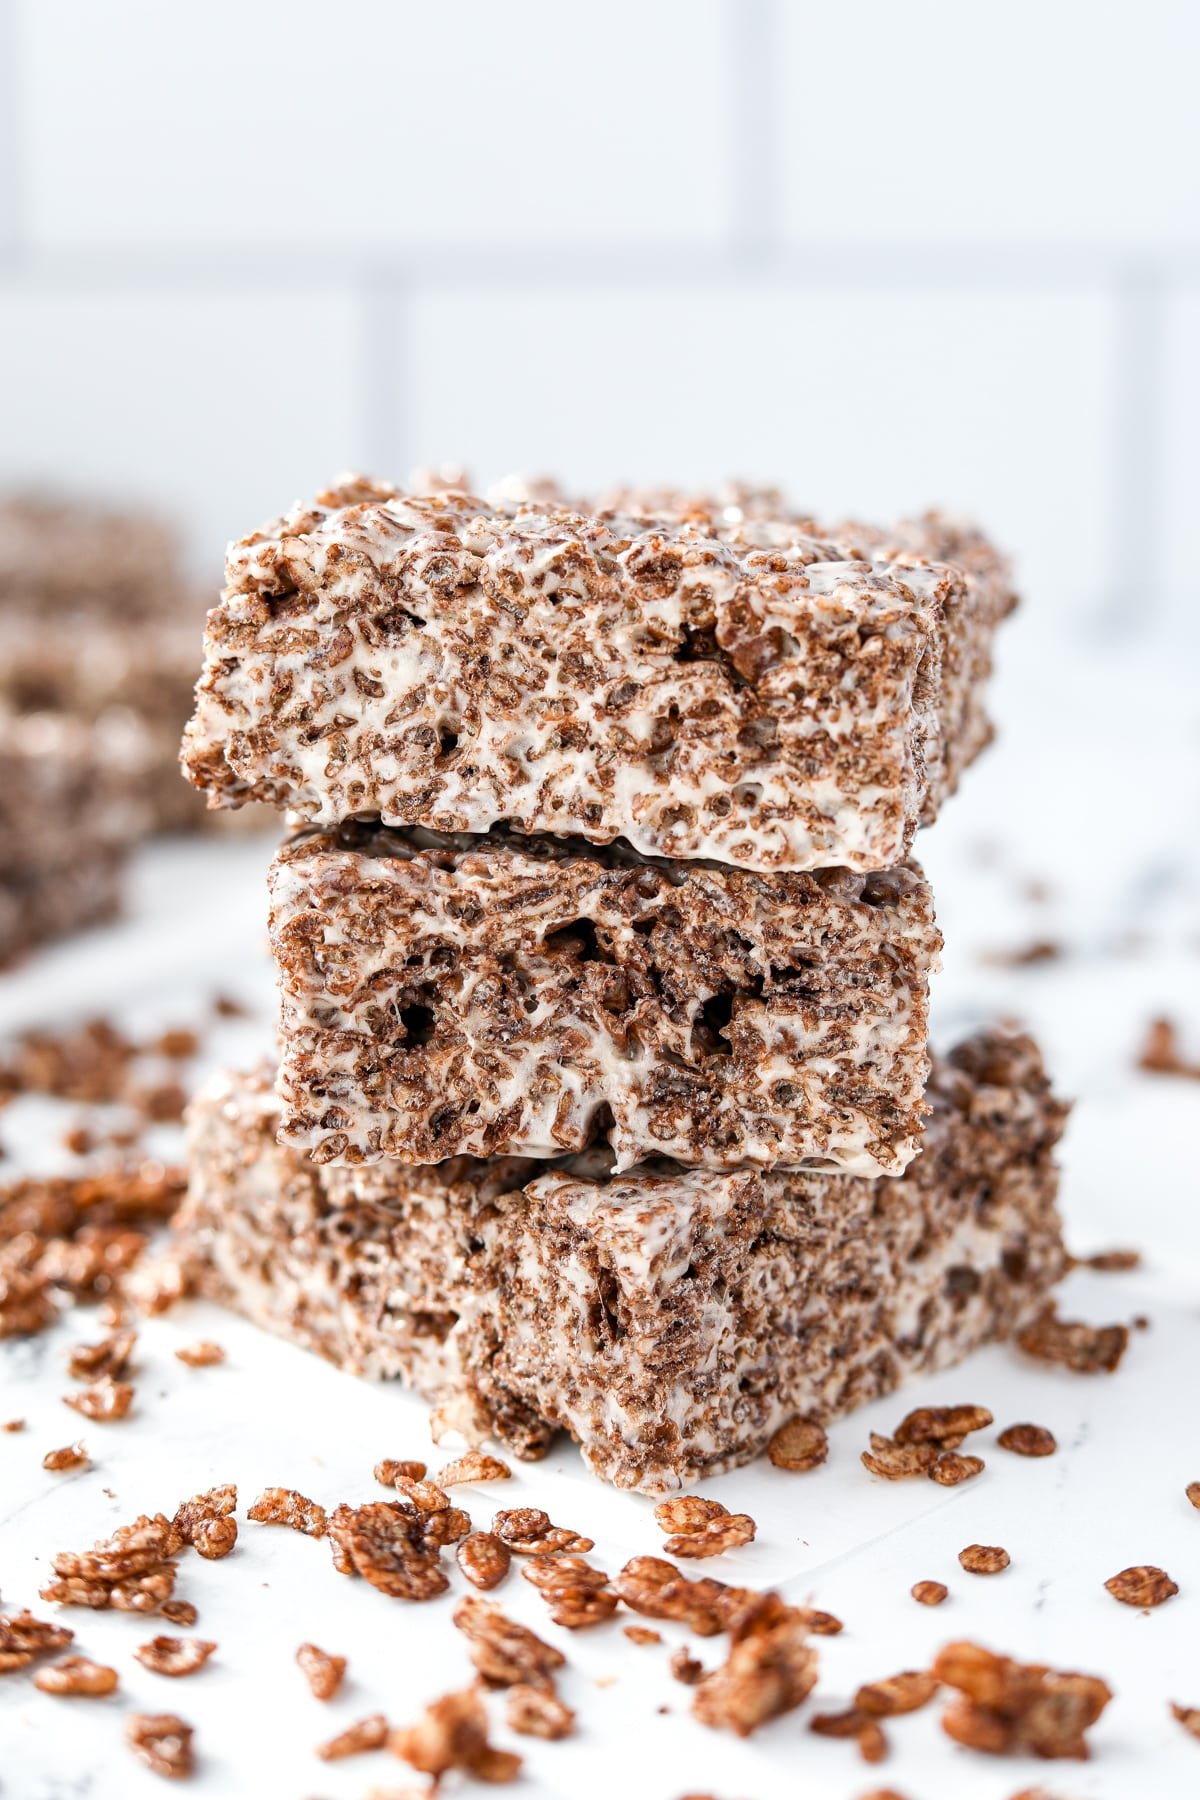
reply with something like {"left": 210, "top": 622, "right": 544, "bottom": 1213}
{"left": 2, "top": 615, "right": 1199, "bottom": 1799}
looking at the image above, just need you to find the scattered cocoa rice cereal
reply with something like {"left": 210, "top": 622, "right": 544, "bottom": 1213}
{"left": 928, "top": 1451, "right": 985, "bottom": 1487}
{"left": 327, "top": 1500, "right": 450, "bottom": 1601}
{"left": 391, "top": 1474, "right": 452, "bottom": 1513}
{"left": 33, "top": 1653, "right": 118, "bottom": 1696}
{"left": 808, "top": 1707, "right": 888, "bottom": 1763}
{"left": 1017, "top": 1303, "right": 1130, "bottom": 1373}
{"left": 125, "top": 1711, "right": 195, "bottom": 1779}
{"left": 671, "top": 1647, "right": 705, "bottom": 1685}
{"left": 997, "top": 1423, "right": 1057, "bottom": 1457}
{"left": 40, "top": 1512, "right": 181, "bottom": 1612}
{"left": 160, "top": 1601, "right": 198, "bottom": 1629}
{"left": 612, "top": 1557, "right": 753, "bottom": 1638}
{"left": 959, "top": 1545, "right": 1010, "bottom": 1576}
{"left": 391, "top": 1686, "right": 521, "bottom": 1783}
{"left": 767, "top": 1416, "right": 828, "bottom": 1471}
{"left": 1081, "top": 1246, "right": 1142, "bottom": 1271}
{"left": 894, "top": 1404, "right": 993, "bottom": 1446}
{"left": 861, "top": 1434, "right": 939, "bottom": 1480}
{"left": 67, "top": 1328, "right": 136, "bottom": 1380}
{"left": 653, "top": 1497, "right": 756, "bottom": 1560}
{"left": 452, "top": 1594, "right": 565, "bottom": 1689}
{"left": 0, "top": 1609, "right": 74, "bottom": 1671}
{"left": 173, "top": 1485, "right": 237, "bottom": 1561}
{"left": 1185, "top": 1481, "right": 1200, "bottom": 1510}
{"left": 624, "top": 1625, "right": 662, "bottom": 1646}
{"left": 1104, "top": 1564, "right": 1178, "bottom": 1607}
{"left": 42, "top": 1442, "right": 89, "bottom": 1472}
{"left": 856, "top": 1670, "right": 940, "bottom": 1716}
{"left": 2, "top": 1417, "right": 25, "bottom": 1432}
{"left": 1170, "top": 1701, "right": 1200, "bottom": 1741}
{"left": 505, "top": 1683, "right": 575, "bottom": 1739}
{"left": 456, "top": 1531, "right": 511, "bottom": 1591}
{"left": 492, "top": 1507, "right": 592, "bottom": 1556}
{"left": 692, "top": 1593, "right": 817, "bottom": 1737}
{"left": 134, "top": 1635, "right": 216, "bottom": 1679}
{"left": 437, "top": 1450, "right": 512, "bottom": 1485}
{"left": 1137, "top": 1016, "right": 1200, "bottom": 1079}
{"left": 933, "top": 1640, "right": 1111, "bottom": 1758}
{"left": 316, "top": 1712, "right": 389, "bottom": 1760}
{"left": 247, "top": 1487, "right": 326, "bottom": 1538}
{"left": 296, "top": 1641, "right": 346, "bottom": 1701}
{"left": 63, "top": 1375, "right": 133, "bottom": 1422}
{"left": 174, "top": 1341, "right": 224, "bottom": 1368}
{"left": 801, "top": 1608, "right": 844, "bottom": 1636}
{"left": 911, "top": 1580, "right": 948, "bottom": 1606}
{"left": 373, "top": 1458, "right": 426, "bottom": 1486}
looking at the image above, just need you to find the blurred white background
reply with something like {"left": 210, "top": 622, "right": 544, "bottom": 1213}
{"left": 2, "top": 0, "right": 1199, "bottom": 626}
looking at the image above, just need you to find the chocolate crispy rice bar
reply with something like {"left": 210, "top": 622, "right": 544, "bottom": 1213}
{"left": 182, "top": 475, "right": 1015, "bottom": 872}
{"left": 176, "top": 1029, "right": 1067, "bottom": 1494}
{"left": 269, "top": 824, "right": 940, "bottom": 1176}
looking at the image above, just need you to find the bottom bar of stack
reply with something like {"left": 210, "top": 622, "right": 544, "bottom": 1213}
{"left": 176, "top": 1029, "right": 1068, "bottom": 1495}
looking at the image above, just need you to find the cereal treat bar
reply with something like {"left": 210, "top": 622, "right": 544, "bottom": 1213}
{"left": 0, "top": 709, "right": 151, "bottom": 965}
{"left": 176, "top": 1029, "right": 1068, "bottom": 1494}
{"left": 181, "top": 475, "right": 1014, "bottom": 871}
{"left": 269, "top": 824, "right": 940, "bottom": 1175}
{"left": 0, "top": 494, "right": 182, "bottom": 618}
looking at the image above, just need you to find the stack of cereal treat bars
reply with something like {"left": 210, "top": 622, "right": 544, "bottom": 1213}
{"left": 174, "top": 475, "right": 1068, "bottom": 1493}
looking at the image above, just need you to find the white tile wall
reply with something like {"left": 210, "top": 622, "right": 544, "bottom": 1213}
{"left": 772, "top": 0, "right": 1200, "bottom": 255}
{"left": 0, "top": 284, "right": 366, "bottom": 570}
{"left": 0, "top": 0, "right": 1196, "bottom": 617}
{"left": 403, "top": 282, "right": 1117, "bottom": 611}
{"left": 17, "top": 0, "right": 733, "bottom": 252}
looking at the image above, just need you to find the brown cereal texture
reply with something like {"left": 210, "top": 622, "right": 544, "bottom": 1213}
{"left": 932, "top": 1640, "right": 1111, "bottom": 1759}
{"left": 452, "top": 1594, "right": 565, "bottom": 1689}
{"left": 41, "top": 1513, "right": 182, "bottom": 1613}
{"left": 692, "top": 1593, "right": 817, "bottom": 1736}
{"left": 391, "top": 1685, "right": 521, "bottom": 1783}
{"left": 326, "top": 1500, "right": 451, "bottom": 1600}
{"left": 0, "top": 1610, "right": 75, "bottom": 1672}
{"left": 182, "top": 476, "right": 1014, "bottom": 872}
{"left": 247, "top": 1487, "right": 326, "bottom": 1538}
{"left": 63, "top": 1375, "right": 134, "bottom": 1422}
{"left": 296, "top": 1641, "right": 346, "bottom": 1700}
{"left": 43, "top": 1442, "right": 89, "bottom": 1472}
{"left": 174, "top": 1340, "right": 224, "bottom": 1367}
{"left": 505, "top": 1683, "right": 576, "bottom": 1739}
{"left": 997, "top": 1423, "right": 1057, "bottom": 1457}
{"left": 134, "top": 1636, "right": 216, "bottom": 1678}
{"left": 767, "top": 1417, "right": 828, "bottom": 1471}
{"left": 125, "top": 1711, "right": 195, "bottom": 1779}
{"left": 316, "top": 1712, "right": 389, "bottom": 1760}
{"left": 1016, "top": 1305, "right": 1130, "bottom": 1373}
{"left": 959, "top": 1545, "right": 1010, "bottom": 1576}
{"left": 911, "top": 1581, "right": 948, "bottom": 1607}
{"left": 176, "top": 1028, "right": 1068, "bottom": 1494}
{"left": 33, "top": 1654, "right": 118, "bottom": 1696}
{"left": 456, "top": 1532, "right": 512, "bottom": 1591}
{"left": 270, "top": 824, "right": 939, "bottom": 1178}
{"left": 1104, "top": 1565, "right": 1178, "bottom": 1607}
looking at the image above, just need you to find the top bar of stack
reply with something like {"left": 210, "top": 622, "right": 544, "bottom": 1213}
{"left": 182, "top": 476, "right": 1014, "bottom": 873}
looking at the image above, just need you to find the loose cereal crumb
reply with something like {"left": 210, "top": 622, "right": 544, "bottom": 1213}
{"left": 134, "top": 1636, "right": 216, "bottom": 1678}
{"left": 929, "top": 1451, "right": 985, "bottom": 1486}
{"left": 392, "top": 1474, "right": 451, "bottom": 1513}
{"left": 861, "top": 1434, "right": 938, "bottom": 1480}
{"left": 392, "top": 1687, "right": 521, "bottom": 1783}
{"left": 767, "top": 1417, "right": 828, "bottom": 1472}
{"left": 452, "top": 1594, "right": 565, "bottom": 1689}
{"left": 933, "top": 1640, "right": 1111, "bottom": 1758}
{"left": 43, "top": 1442, "right": 89, "bottom": 1472}
{"left": 692, "top": 1593, "right": 817, "bottom": 1737}
{"left": 296, "top": 1641, "right": 346, "bottom": 1701}
{"left": 1081, "top": 1247, "right": 1141, "bottom": 1271}
{"left": 173, "top": 1486, "right": 237, "bottom": 1561}
{"left": 67, "top": 1328, "right": 137, "bottom": 1380}
{"left": 0, "top": 1608, "right": 75, "bottom": 1671}
{"left": 1137, "top": 1016, "right": 1200, "bottom": 1079}
{"left": 34, "top": 1653, "right": 118, "bottom": 1696}
{"left": 856, "top": 1671, "right": 940, "bottom": 1716}
{"left": 1170, "top": 1701, "right": 1200, "bottom": 1741}
{"left": 653, "top": 1498, "right": 756, "bottom": 1561}
{"left": 894, "top": 1404, "right": 993, "bottom": 1446}
{"left": 1185, "top": 1481, "right": 1200, "bottom": 1510}
{"left": 505, "top": 1683, "right": 575, "bottom": 1739}
{"left": 125, "top": 1711, "right": 195, "bottom": 1779}
{"left": 997, "top": 1423, "right": 1057, "bottom": 1458}
{"left": 1017, "top": 1304, "right": 1130, "bottom": 1373}
{"left": 492, "top": 1507, "right": 592, "bottom": 1556}
{"left": 456, "top": 1531, "right": 511, "bottom": 1591}
{"left": 327, "top": 1501, "right": 449, "bottom": 1601}
{"left": 671, "top": 1647, "right": 705, "bottom": 1685}
{"left": 41, "top": 1513, "right": 181, "bottom": 1613}
{"left": 247, "top": 1487, "right": 326, "bottom": 1538}
{"left": 810, "top": 1708, "right": 889, "bottom": 1762}
{"left": 2, "top": 1418, "right": 25, "bottom": 1432}
{"left": 437, "top": 1450, "right": 512, "bottom": 1485}
{"left": 801, "top": 1608, "right": 844, "bottom": 1636}
{"left": 174, "top": 1342, "right": 224, "bottom": 1368}
{"left": 374, "top": 1458, "right": 426, "bottom": 1486}
{"left": 1104, "top": 1565, "right": 1178, "bottom": 1607}
{"left": 959, "top": 1545, "right": 1010, "bottom": 1576}
{"left": 613, "top": 1556, "right": 755, "bottom": 1638}
{"left": 316, "top": 1712, "right": 389, "bottom": 1760}
{"left": 624, "top": 1625, "right": 662, "bottom": 1646}
{"left": 63, "top": 1376, "right": 134, "bottom": 1422}
{"left": 911, "top": 1581, "right": 948, "bottom": 1607}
